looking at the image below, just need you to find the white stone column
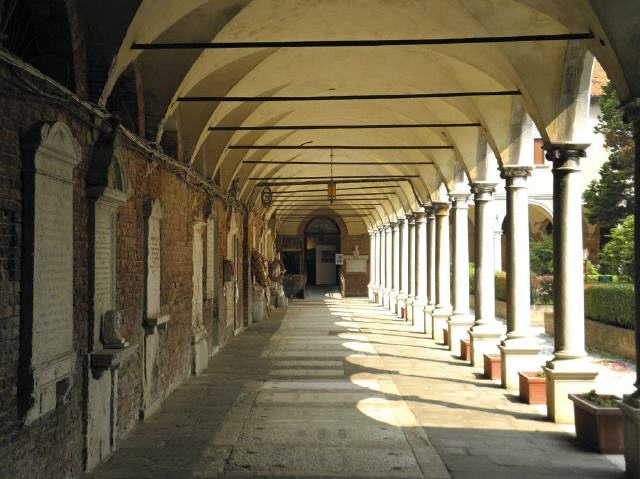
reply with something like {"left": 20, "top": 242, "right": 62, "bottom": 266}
{"left": 469, "top": 182, "right": 505, "bottom": 367}
{"left": 494, "top": 229, "right": 503, "bottom": 272}
{"left": 405, "top": 215, "right": 416, "bottom": 321}
{"left": 431, "top": 203, "right": 452, "bottom": 343}
{"left": 374, "top": 228, "right": 382, "bottom": 303}
{"left": 390, "top": 221, "right": 401, "bottom": 314}
{"left": 368, "top": 230, "right": 376, "bottom": 302}
{"left": 378, "top": 225, "right": 387, "bottom": 306}
{"left": 543, "top": 144, "right": 597, "bottom": 424}
{"left": 448, "top": 193, "right": 474, "bottom": 356}
{"left": 397, "top": 218, "right": 409, "bottom": 318}
{"left": 620, "top": 99, "right": 640, "bottom": 479}
{"left": 498, "top": 166, "right": 541, "bottom": 389}
{"left": 383, "top": 224, "right": 394, "bottom": 308}
{"left": 425, "top": 207, "right": 437, "bottom": 335}
{"left": 412, "top": 211, "right": 428, "bottom": 333}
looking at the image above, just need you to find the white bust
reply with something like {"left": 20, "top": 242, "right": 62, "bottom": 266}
{"left": 353, "top": 244, "right": 360, "bottom": 257}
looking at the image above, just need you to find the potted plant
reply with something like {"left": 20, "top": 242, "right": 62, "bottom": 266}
{"left": 518, "top": 371, "right": 546, "bottom": 404}
{"left": 569, "top": 390, "right": 624, "bottom": 453}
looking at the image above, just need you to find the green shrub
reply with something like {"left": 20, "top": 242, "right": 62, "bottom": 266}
{"left": 584, "top": 283, "right": 635, "bottom": 330}
{"left": 469, "top": 262, "right": 475, "bottom": 294}
{"left": 495, "top": 272, "right": 507, "bottom": 301}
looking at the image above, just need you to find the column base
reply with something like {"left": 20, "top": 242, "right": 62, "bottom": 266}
{"left": 544, "top": 358, "right": 598, "bottom": 424}
{"left": 498, "top": 338, "right": 542, "bottom": 390}
{"left": 389, "top": 290, "right": 399, "bottom": 314}
{"left": 191, "top": 333, "right": 209, "bottom": 376}
{"left": 469, "top": 323, "right": 505, "bottom": 367}
{"left": 431, "top": 307, "right": 452, "bottom": 343}
{"left": 448, "top": 314, "right": 474, "bottom": 356}
{"left": 622, "top": 395, "right": 640, "bottom": 477}
{"left": 412, "top": 300, "right": 428, "bottom": 334}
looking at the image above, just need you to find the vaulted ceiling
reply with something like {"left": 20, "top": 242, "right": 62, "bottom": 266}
{"left": 90, "top": 0, "right": 639, "bottom": 233}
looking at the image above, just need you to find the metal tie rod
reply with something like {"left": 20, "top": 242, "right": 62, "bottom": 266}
{"left": 132, "top": 33, "right": 594, "bottom": 50}
{"left": 211, "top": 122, "right": 479, "bottom": 131}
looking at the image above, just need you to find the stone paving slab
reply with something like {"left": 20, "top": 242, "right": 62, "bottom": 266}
{"left": 86, "top": 296, "right": 629, "bottom": 479}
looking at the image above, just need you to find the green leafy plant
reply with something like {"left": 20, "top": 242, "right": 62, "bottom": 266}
{"left": 530, "top": 235, "right": 554, "bottom": 275}
{"left": 579, "top": 390, "right": 621, "bottom": 407}
{"left": 600, "top": 215, "right": 634, "bottom": 280}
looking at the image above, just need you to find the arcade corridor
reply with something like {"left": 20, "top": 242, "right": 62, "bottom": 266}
{"left": 87, "top": 298, "right": 623, "bottom": 479}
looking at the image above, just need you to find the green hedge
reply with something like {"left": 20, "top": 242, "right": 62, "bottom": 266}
{"left": 584, "top": 283, "right": 635, "bottom": 330}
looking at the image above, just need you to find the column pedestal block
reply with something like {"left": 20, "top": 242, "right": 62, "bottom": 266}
{"left": 448, "top": 315, "right": 474, "bottom": 356}
{"left": 397, "top": 294, "right": 408, "bottom": 319}
{"left": 382, "top": 288, "right": 391, "bottom": 308}
{"left": 191, "top": 334, "right": 209, "bottom": 376}
{"left": 412, "top": 300, "right": 428, "bottom": 334}
{"left": 469, "top": 324, "right": 505, "bottom": 367}
{"left": 544, "top": 359, "right": 598, "bottom": 424}
{"left": 405, "top": 297, "right": 415, "bottom": 323}
{"left": 498, "top": 339, "right": 542, "bottom": 390}
{"left": 431, "top": 308, "right": 452, "bottom": 343}
{"left": 389, "top": 290, "right": 399, "bottom": 314}
{"left": 368, "top": 285, "right": 376, "bottom": 302}
{"left": 622, "top": 396, "right": 640, "bottom": 477}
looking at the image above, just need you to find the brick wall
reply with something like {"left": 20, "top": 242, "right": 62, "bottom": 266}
{"left": 0, "top": 63, "right": 93, "bottom": 478}
{"left": 0, "top": 57, "right": 259, "bottom": 478}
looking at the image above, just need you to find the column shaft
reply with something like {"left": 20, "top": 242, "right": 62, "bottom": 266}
{"left": 391, "top": 221, "right": 401, "bottom": 314}
{"left": 498, "top": 166, "right": 541, "bottom": 389}
{"left": 451, "top": 195, "right": 471, "bottom": 316}
{"left": 431, "top": 203, "right": 452, "bottom": 343}
{"left": 368, "top": 231, "right": 376, "bottom": 301}
{"left": 406, "top": 215, "right": 416, "bottom": 320}
{"left": 412, "top": 212, "right": 428, "bottom": 332}
{"left": 543, "top": 143, "right": 597, "bottom": 424}
{"left": 426, "top": 208, "right": 437, "bottom": 308}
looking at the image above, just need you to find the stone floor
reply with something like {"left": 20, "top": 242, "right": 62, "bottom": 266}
{"left": 86, "top": 297, "right": 628, "bottom": 479}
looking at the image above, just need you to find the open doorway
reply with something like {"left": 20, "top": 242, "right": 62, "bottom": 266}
{"left": 304, "top": 217, "right": 341, "bottom": 287}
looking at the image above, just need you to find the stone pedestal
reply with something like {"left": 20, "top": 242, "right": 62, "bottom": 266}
{"left": 544, "top": 359, "right": 598, "bottom": 424}
{"left": 412, "top": 300, "right": 428, "bottom": 334}
{"left": 448, "top": 315, "right": 474, "bottom": 357}
{"left": 432, "top": 309, "right": 451, "bottom": 343}
{"left": 192, "top": 330, "right": 209, "bottom": 376}
{"left": 498, "top": 339, "right": 543, "bottom": 390}
{"left": 622, "top": 396, "right": 640, "bottom": 477}
{"left": 405, "top": 297, "right": 415, "bottom": 324}
{"left": 470, "top": 325, "right": 505, "bottom": 367}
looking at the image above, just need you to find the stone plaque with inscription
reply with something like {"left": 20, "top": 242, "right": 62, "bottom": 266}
{"left": 20, "top": 122, "right": 80, "bottom": 424}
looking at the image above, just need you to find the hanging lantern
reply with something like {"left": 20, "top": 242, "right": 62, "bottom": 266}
{"left": 327, "top": 148, "right": 336, "bottom": 203}
{"left": 327, "top": 180, "right": 337, "bottom": 203}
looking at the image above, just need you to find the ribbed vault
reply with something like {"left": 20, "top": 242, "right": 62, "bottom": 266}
{"left": 96, "top": 0, "right": 638, "bottom": 233}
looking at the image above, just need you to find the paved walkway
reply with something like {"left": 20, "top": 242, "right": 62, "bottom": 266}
{"left": 87, "top": 298, "right": 627, "bottom": 479}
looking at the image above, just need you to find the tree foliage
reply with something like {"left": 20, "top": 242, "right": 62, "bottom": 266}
{"left": 530, "top": 234, "right": 554, "bottom": 275}
{"left": 583, "top": 81, "right": 635, "bottom": 230}
{"left": 600, "top": 215, "right": 634, "bottom": 280}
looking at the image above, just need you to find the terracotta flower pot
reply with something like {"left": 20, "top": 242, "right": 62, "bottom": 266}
{"left": 518, "top": 372, "right": 546, "bottom": 405}
{"left": 460, "top": 338, "right": 471, "bottom": 361}
{"left": 483, "top": 353, "right": 501, "bottom": 380}
{"left": 442, "top": 328, "right": 449, "bottom": 346}
{"left": 569, "top": 393, "right": 624, "bottom": 454}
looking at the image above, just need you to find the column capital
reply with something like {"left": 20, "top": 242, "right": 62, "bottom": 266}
{"left": 414, "top": 211, "right": 427, "bottom": 223}
{"left": 406, "top": 214, "right": 415, "bottom": 225}
{"left": 471, "top": 181, "right": 497, "bottom": 202}
{"left": 390, "top": 221, "right": 399, "bottom": 230}
{"left": 385, "top": 222, "right": 394, "bottom": 232}
{"left": 449, "top": 192, "right": 471, "bottom": 208}
{"left": 500, "top": 165, "right": 532, "bottom": 179}
{"left": 544, "top": 143, "right": 589, "bottom": 171}
{"left": 432, "top": 201, "right": 451, "bottom": 216}
{"left": 396, "top": 218, "right": 406, "bottom": 227}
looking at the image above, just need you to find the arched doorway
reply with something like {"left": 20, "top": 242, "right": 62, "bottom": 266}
{"left": 304, "top": 217, "right": 341, "bottom": 287}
